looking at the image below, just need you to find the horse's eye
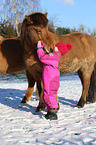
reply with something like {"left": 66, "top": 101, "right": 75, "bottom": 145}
{"left": 36, "top": 30, "right": 42, "bottom": 33}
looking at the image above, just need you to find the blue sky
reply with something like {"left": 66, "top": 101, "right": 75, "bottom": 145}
{"left": 40, "top": 0, "right": 96, "bottom": 30}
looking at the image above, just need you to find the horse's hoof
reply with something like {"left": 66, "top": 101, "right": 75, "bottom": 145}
{"left": 77, "top": 103, "right": 84, "bottom": 108}
{"left": 36, "top": 106, "right": 40, "bottom": 112}
{"left": 36, "top": 104, "right": 46, "bottom": 112}
{"left": 21, "top": 99, "right": 26, "bottom": 103}
{"left": 76, "top": 104, "right": 83, "bottom": 108}
{"left": 77, "top": 99, "right": 86, "bottom": 108}
{"left": 77, "top": 102, "right": 85, "bottom": 108}
{"left": 21, "top": 96, "right": 29, "bottom": 103}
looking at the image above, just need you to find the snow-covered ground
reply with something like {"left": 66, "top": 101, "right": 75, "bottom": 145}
{"left": 0, "top": 74, "right": 96, "bottom": 145}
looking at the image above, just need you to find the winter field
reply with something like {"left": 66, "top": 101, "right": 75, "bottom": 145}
{"left": 0, "top": 73, "right": 96, "bottom": 145}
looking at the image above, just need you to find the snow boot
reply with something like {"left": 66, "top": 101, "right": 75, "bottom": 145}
{"left": 45, "top": 108, "right": 58, "bottom": 120}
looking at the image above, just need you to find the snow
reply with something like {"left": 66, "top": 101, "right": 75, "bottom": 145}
{"left": 0, "top": 74, "right": 96, "bottom": 145}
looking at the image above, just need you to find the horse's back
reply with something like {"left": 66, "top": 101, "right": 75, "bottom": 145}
{"left": 0, "top": 39, "right": 25, "bottom": 73}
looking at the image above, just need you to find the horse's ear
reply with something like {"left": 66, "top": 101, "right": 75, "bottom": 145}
{"left": 26, "top": 16, "right": 33, "bottom": 25}
{"left": 44, "top": 13, "right": 48, "bottom": 18}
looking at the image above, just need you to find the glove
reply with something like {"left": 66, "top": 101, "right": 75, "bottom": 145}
{"left": 67, "top": 44, "right": 73, "bottom": 50}
{"left": 37, "top": 41, "right": 45, "bottom": 49}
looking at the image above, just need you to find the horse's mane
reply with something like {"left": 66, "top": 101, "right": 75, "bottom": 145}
{"left": 24, "top": 12, "right": 48, "bottom": 28}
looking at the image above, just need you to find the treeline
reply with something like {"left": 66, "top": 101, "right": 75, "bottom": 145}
{"left": 0, "top": 19, "right": 96, "bottom": 39}
{"left": 0, "top": 19, "right": 17, "bottom": 38}
{"left": 56, "top": 26, "right": 96, "bottom": 39}
{"left": 55, "top": 26, "right": 96, "bottom": 39}
{"left": 0, "top": 19, "right": 21, "bottom": 38}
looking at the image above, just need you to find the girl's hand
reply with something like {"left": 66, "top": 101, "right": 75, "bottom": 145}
{"left": 37, "top": 41, "right": 41, "bottom": 49}
{"left": 37, "top": 41, "right": 45, "bottom": 49}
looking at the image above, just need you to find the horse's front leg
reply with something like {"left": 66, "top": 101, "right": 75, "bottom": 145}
{"left": 77, "top": 67, "right": 94, "bottom": 107}
{"left": 36, "top": 80, "right": 46, "bottom": 112}
{"left": 21, "top": 70, "right": 35, "bottom": 103}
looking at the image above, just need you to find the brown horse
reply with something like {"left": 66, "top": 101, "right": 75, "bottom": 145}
{"left": 0, "top": 36, "right": 40, "bottom": 103}
{"left": 21, "top": 12, "right": 96, "bottom": 111}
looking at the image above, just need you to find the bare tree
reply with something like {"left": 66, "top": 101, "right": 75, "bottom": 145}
{"left": 2, "top": 0, "right": 40, "bottom": 36}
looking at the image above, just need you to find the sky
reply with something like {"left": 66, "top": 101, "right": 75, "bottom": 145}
{"left": 40, "top": 0, "right": 96, "bottom": 31}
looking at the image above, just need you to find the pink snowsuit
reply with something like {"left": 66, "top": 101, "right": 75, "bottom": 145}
{"left": 37, "top": 48, "right": 61, "bottom": 111}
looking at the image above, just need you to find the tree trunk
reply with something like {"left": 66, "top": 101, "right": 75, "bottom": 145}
{"left": 87, "top": 63, "right": 96, "bottom": 102}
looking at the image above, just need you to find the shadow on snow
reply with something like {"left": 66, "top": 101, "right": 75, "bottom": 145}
{"left": 0, "top": 88, "right": 78, "bottom": 116}
{"left": 58, "top": 96, "right": 78, "bottom": 107}
{"left": 0, "top": 88, "right": 44, "bottom": 118}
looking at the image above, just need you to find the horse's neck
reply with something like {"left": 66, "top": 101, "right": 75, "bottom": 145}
{"left": 47, "top": 31, "right": 60, "bottom": 44}
{"left": 48, "top": 31, "right": 71, "bottom": 44}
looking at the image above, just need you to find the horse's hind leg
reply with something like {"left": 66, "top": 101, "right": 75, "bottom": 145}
{"left": 77, "top": 65, "right": 94, "bottom": 107}
{"left": 36, "top": 80, "right": 46, "bottom": 112}
{"left": 21, "top": 70, "right": 35, "bottom": 103}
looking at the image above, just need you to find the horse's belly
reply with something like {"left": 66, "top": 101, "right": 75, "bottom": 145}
{"left": 58, "top": 58, "right": 81, "bottom": 74}
{"left": 0, "top": 54, "right": 8, "bottom": 73}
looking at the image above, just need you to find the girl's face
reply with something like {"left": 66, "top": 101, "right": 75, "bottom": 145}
{"left": 54, "top": 46, "right": 59, "bottom": 52}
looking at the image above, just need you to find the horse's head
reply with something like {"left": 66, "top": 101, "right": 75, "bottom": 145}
{"left": 21, "top": 12, "right": 55, "bottom": 52}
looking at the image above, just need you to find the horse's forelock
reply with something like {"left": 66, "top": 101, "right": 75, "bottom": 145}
{"left": 28, "top": 12, "right": 48, "bottom": 28}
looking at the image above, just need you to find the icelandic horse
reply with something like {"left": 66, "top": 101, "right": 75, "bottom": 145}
{"left": 20, "top": 12, "right": 96, "bottom": 111}
{"left": 0, "top": 36, "right": 39, "bottom": 103}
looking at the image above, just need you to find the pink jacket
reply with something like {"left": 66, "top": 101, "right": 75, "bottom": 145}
{"left": 37, "top": 48, "right": 61, "bottom": 109}
{"left": 37, "top": 48, "right": 61, "bottom": 77}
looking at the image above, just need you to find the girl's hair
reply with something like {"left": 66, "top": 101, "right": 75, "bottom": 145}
{"left": 43, "top": 46, "right": 61, "bottom": 55}
{"left": 43, "top": 47, "right": 53, "bottom": 54}
{"left": 50, "top": 47, "right": 54, "bottom": 53}
{"left": 43, "top": 47, "right": 49, "bottom": 54}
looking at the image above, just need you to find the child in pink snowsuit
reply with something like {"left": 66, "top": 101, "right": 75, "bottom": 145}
{"left": 37, "top": 41, "right": 72, "bottom": 120}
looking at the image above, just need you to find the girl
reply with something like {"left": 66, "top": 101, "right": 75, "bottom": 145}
{"left": 37, "top": 41, "right": 72, "bottom": 120}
